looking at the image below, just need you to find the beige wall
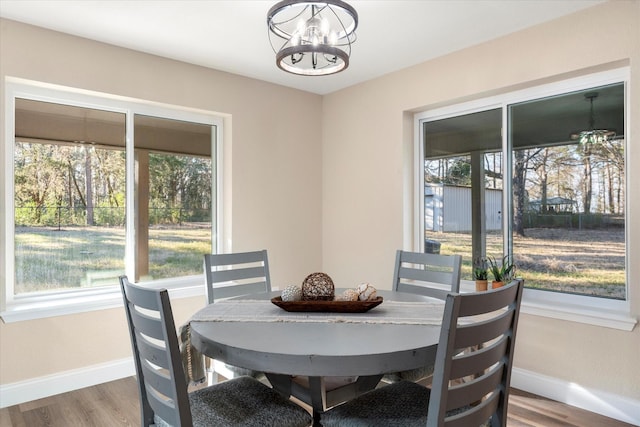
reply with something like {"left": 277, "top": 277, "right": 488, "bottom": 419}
{"left": 322, "top": 0, "right": 640, "bottom": 400}
{"left": 0, "top": 18, "right": 323, "bottom": 384}
{"left": 1, "top": 0, "right": 639, "bottom": 407}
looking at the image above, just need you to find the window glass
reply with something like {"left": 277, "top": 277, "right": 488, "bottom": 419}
{"left": 509, "top": 83, "right": 625, "bottom": 299}
{"left": 14, "top": 99, "right": 126, "bottom": 293}
{"left": 133, "top": 115, "right": 213, "bottom": 282}
{"left": 12, "top": 98, "right": 216, "bottom": 297}
{"left": 423, "top": 108, "right": 503, "bottom": 280}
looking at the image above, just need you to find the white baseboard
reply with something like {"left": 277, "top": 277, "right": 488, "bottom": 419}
{"left": 511, "top": 367, "right": 640, "bottom": 426}
{"left": 0, "top": 357, "right": 135, "bottom": 409}
{"left": 1, "top": 359, "right": 638, "bottom": 427}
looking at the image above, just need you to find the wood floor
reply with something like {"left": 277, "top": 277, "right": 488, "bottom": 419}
{"left": 0, "top": 376, "right": 634, "bottom": 427}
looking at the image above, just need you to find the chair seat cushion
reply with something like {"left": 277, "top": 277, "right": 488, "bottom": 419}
{"left": 156, "top": 376, "right": 311, "bottom": 427}
{"left": 321, "top": 381, "right": 429, "bottom": 427}
{"left": 321, "top": 381, "right": 490, "bottom": 427}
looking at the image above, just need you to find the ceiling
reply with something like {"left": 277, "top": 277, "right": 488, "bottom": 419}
{"left": 0, "top": 0, "right": 605, "bottom": 95}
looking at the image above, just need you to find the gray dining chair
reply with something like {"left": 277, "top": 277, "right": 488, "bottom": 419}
{"left": 393, "top": 249, "right": 462, "bottom": 299}
{"left": 204, "top": 250, "right": 271, "bottom": 303}
{"left": 203, "top": 250, "right": 271, "bottom": 380}
{"left": 386, "top": 249, "right": 462, "bottom": 383}
{"left": 119, "top": 275, "right": 312, "bottom": 427}
{"left": 321, "top": 278, "right": 524, "bottom": 427}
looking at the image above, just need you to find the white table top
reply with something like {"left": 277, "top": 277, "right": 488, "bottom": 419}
{"left": 189, "top": 290, "right": 444, "bottom": 377}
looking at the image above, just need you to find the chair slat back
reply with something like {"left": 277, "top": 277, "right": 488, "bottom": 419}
{"left": 393, "top": 250, "right": 462, "bottom": 299}
{"left": 455, "top": 309, "right": 515, "bottom": 347}
{"left": 120, "top": 276, "right": 192, "bottom": 427}
{"left": 427, "top": 278, "right": 524, "bottom": 427}
{"left": 203, "top": 250, "right": 271, "bottom": 304}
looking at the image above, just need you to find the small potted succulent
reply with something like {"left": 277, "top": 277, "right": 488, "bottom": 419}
{"left": 473, "top": 257, "right": 489, "bottom": 291}
{"left": 488, "top": 255, "right": 516, "bottom": 289}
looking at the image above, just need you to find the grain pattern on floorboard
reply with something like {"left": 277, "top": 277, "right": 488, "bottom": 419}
{"left": 0, "top": 377, "right": 634, "bottom": 427}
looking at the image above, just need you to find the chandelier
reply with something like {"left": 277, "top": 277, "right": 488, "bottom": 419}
{"left": 267, "top": 0, "right": 358, "bottom": 76}
{"left": 570, "top": 92, "right": 616, "bottom": 144}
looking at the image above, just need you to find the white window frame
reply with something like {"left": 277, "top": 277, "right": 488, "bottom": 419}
{"left": 1, "top": 78, "right": 225, "bottom": 322}
{"left": 414, "top": 67, "right": 636, "bottom": 331}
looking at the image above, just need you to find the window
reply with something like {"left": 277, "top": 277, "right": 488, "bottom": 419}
{"left": 14, "top": 99, "right": 127, "bottom": 294}
{"left": 415, "top": 68, "right": 630, "bottom": 326}
{"left": 133, "top": 114, "right": 213, "bottom": 283}
{"left": 422, "top": 108, "right": 503, "bottom": 280}
{"left": 509, "top": 84, "right": 625, "bottom": 300}
{"left": 2, "top": 79, "right": 222, "bottom": 320}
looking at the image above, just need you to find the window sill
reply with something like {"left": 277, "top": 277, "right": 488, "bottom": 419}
{"left": 459, "top": 282, "right": 636, "bottom": 331}
{"left": 0, "top": 276, "right": 205, "bottom": 323}
{"left": 520, "top": 291, "right": 637, "bottom": 331}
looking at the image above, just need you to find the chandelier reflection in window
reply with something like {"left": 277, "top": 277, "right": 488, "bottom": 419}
{"left": 570, "top": 92, "right": 616, "bottom": 145}
{"left": 267, "top": 0, "right": 358, "bottom": 76}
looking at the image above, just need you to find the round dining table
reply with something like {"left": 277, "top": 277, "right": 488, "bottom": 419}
{"left": 189, "top": 289, "right": 444, "bottom": 424}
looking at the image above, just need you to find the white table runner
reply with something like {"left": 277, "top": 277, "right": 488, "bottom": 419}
{"left": 190, "top": 299, "right": 445, "bottom": 325}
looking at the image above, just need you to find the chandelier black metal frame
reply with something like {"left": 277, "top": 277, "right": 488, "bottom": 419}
{"left": 267, "top": 0, "right": 358, "bottom": 76}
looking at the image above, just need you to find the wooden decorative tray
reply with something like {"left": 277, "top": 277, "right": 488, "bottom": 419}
{"left": 271, "top": 296, "right": 383, "bottom": 313}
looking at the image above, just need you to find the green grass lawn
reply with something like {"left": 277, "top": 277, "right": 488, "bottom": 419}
{"left": 429, "top": 227, "right": 626, "bottom": 299}
{"left": 14, "top": 225, "right": 625, "bottom": 300}
{"left": 14, "top": 225, "right": 210, "bottom": 293}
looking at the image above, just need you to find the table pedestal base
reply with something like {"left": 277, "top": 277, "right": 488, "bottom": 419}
{"left": 265, "top": 373, "right": 383, "bottom": 426}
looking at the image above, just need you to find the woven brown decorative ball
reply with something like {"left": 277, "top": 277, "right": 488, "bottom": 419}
{"left": 301, "top": 272, "right": 335, "bottom": 301}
